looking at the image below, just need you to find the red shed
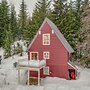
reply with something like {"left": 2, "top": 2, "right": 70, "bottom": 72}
{"left": 28, "top": 17, "right": 79, "bottom": 80}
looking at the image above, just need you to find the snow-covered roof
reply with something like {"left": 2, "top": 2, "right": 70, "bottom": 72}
{"left": 28, "top": 17, "right": 74, "bottom": 53}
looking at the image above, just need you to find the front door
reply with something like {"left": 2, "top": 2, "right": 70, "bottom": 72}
{"left": 30, "top": 52, "right": 38, "bottom": 60}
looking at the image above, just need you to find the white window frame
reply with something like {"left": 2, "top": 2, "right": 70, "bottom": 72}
{"left": 43, "top": 52, "right": 50, "bottom": 59}
{"left": 30, "top": 52, "right": 38, "bottom": 60}
{"left": 43, "top": 34, "right": 50, "bottom": 45}
{"left": 43, "top": 66, "right": 50, "bottom": 75}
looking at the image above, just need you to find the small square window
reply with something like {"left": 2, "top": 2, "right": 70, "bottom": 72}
{"left": 43, "top": 66, "right": 50, "bottom": 75}
{"left": 43, "top": 34, "right": 50, "bottom": 45}
{"left": 30, "top": 52, "right": 38, "bottom": 60}
{"left": 43, "top": 52, "right": 50, "bottom": 59}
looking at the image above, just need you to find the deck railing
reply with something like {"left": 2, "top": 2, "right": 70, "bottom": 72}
{"left": 18, "top": 58, "right": 46, "bottom": 68}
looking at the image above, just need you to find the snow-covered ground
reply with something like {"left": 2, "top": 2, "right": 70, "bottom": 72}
{"left": 0, "top": 55, "right": 90, "bottom": 90}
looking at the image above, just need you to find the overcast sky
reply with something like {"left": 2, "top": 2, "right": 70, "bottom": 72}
{"left": 0, "top": 0, "right": 37, "bottom": 16}
{"left": 0, "top": 0, "right": 72, "bottom": 16}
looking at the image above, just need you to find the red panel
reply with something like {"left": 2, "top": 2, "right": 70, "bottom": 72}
{"left": 28, "top": 22, "right": 69, "bottom": 79}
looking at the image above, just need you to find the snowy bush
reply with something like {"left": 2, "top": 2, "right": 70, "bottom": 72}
{"left": 11, "top": 40, "right": 27, "bottom": 56}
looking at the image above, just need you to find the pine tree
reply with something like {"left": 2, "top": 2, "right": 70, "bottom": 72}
{"left": 0, "top": 3, "right": 3, "bottom": 47}
{"left": 28, "top": 0, "right": 51, "bottom": 41}
{"left": 18, "top": 0, "right": 28, "bottom": 39}
{"left": 3, "top": 28, "right": 13, "bottom": 57}
{"left": 51, "top": 0, "right": 81, "bottom": 50}
{"left": 0, "top": 0, "right": 10, "bottom": 47}
{"left": 75, "top": 0, "right": 82, "bottom": 27}
{"left": 10, "top": 4, "right": 18, "bottom": 41}
{"left": 24, "top": 16, "right": 32, "bottom": 41}
{"left": 61, "top": 3, "right": 79, "bottom": 48}
{"left": 51, "top": 0, "right": 64, "bottom": 28}
{"left": 76, "top": 0, "right": 82, "bottom": 13}
{"left": 81, "top": 0, "right": 89, "bottom": 13}
{"left": 83, "top": 0, "right": 89, "bottom": 8}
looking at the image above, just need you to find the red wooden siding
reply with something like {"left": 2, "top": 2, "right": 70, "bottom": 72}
{"left": 28, "top": 22, "right": 69, "bottom": 79}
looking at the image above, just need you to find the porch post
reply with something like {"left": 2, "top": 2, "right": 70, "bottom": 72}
{"left": 38, "top": 69, "right": 40, "bottom": 86}
{"left": 18, "top": 68, "right": 20, "bottom": 83}
{"left": 28, "top": 69, "right": 30, "bottom": 85}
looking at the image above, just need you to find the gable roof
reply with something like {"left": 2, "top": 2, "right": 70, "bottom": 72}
{"left": 28, "top": 17, "right": 74, "bottom": 53}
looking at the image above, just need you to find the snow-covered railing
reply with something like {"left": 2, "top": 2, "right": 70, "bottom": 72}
{"left": 18, "top": 59, "right": 46, "bottom": 68}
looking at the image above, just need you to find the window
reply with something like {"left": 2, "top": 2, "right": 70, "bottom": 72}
{"left": 30, "top": 52, "right": 38, "bottom": 60}
{"left": 43, "top": 34, "right": 50, "bottom": 45}
{"left": 43, "top": 52, "right": 50, "bottom": 59}
{"left": 43, "top": 66, "right": 50, "bottom": 75}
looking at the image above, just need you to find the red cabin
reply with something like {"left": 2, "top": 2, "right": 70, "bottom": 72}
{"left": 28, "top": 17, "right": 79, "bottom": 80}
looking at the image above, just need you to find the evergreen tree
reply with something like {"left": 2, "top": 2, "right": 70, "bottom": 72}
{"left": 10, "top": 4, "right": 18, "bottom": 41}
{"left": 18, "top": 0, "right": 28, "bottom": 39}
{"left": 81, "top": 0, "right": 89, "bottom": 13}
{"left": 50, "top": 0, "right": 64, "bottom": 28}
{"left": 24, "top": 16, "right": 32, "bottom": 41}
{"left": 75, "top": 0, "right": 82, "bottom": 27}
{"left": 83, "top": 0, "right": 89, "bottom": 8}
{"left": 3, "top": 28, "right": 13, "bottom": 57}
{"left": 76, "top": 0, "right": 82, "bottom": 13}
{"left": 61, "top": 3, "right": 79, "bottom": 48}
{"left": 0, "top": 0, "right": 10, "bottom": 47}
{"left": 27, "top": 0, "right": 51, "bottom": 41}
{"left": 51, "top": 0, "right": 82, "bottom": 50}
{"left": 0, "top": 3, "right": 2, "bottom": 47}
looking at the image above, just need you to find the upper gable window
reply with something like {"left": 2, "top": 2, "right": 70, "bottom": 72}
{"left": 43, "top": 34, "right": 50, "bottom": 45}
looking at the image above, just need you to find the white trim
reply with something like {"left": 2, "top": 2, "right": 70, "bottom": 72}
{"left": 39, "top": 31, "right": 41, "bottom": 34}
{"left": 30, "top": 52, "right": 39, "bottom": 60}
{"left": 52, "top": 29, "right": 54, "bottom": 34}
{"left": 43, "top": 34, "right": 50, "bottom": 45}
{"left": 68, "top": 62, "right": 78, "bottom": 71}
{"left": 43, "top": 66, "right": 50, "bottom": 75}
{"left": 38, "top": 69, "right": 40, "bottom": 85}
{"left": 43, "top": 52, "right": 50, "bottom": 59}
{"left": 68, "top": 53, "right": 71, "bottom": 62}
